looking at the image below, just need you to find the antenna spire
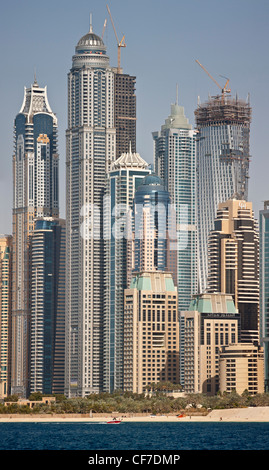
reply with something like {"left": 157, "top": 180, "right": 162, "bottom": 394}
{"left": 90, "top": 13, "right": 93, "bottom": 33}
{"left": 176, "top": 83, "right": 179, "bottom": 105}
{"left": 33, "top": 67, "right": 38, "bottom": 86}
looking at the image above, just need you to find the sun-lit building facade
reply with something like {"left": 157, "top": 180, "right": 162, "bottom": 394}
{"left": 65, "top": 25, "right": 116, "bottom": 397}
{"left": 0, "top": 235, "right": 12, "bottom": 398}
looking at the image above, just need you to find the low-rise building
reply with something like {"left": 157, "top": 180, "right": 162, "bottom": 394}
{"left": 124, "top": 271, "right": 180, "bottom": 393}
{"left": 181, "top": 293, "right": 240, "bottom": 395}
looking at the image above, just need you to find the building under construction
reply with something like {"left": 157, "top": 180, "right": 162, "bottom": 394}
{"left": 195, "top": 94, "right": 251, "bottom": 128}
{"left": 114, "top": 71, "right": 136, "bottom": 158}
{"left": 195, "top": 93, "right": 252, "bottom": 294}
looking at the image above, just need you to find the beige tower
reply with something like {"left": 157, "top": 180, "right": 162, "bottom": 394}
{"left": 181, "top": 293, "right": 240, "bottom": 395}
{"left": 0, "top": 235, "right": 12, "bottom": 398}
{"left": 219, "top": 343, "right": 264, "bottom": 395}
{"left": 207, "top": 199, "right": 259, "bottom": 343}
{"left": 124, "top": 271, "right": 180, "bottom": 393}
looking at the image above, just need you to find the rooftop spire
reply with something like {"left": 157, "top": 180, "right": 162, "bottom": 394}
{"left": 33, "top": 67, "right": 38, "bottom": 87}
{"left": 89, "top": 12, "right": 93, "bottom": 33}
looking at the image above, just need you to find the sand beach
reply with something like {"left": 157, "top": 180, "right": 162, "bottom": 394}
{"left": 1, "top": 407, "right": 269, "bottom": 423}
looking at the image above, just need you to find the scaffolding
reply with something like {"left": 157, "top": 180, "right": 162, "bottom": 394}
{"left": 195, "top": 95, "right": 251, "bottom": 128}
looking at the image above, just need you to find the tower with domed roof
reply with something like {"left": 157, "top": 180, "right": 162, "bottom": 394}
{"left": 65, "top": 22, "right": 116, "bottom": 397}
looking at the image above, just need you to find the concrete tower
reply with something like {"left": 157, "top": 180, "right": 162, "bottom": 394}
{"left": 207, "top": 199, "right": 259, "bottom": 343}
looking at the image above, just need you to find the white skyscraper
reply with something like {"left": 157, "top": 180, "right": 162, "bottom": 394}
{"left": 195, "top": 94, "right": 251, "bottom": 293}
{"left": 153, "top": 96, "right": 197, "bottom": 312}
{"left": 104, "top": 147, "right": 150, "bottom": 392}
{"left": 65, "top": 24, "right": 116, "bottom": 397}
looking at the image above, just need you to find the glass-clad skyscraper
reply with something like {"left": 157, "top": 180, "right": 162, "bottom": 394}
{"left": 12, "top": 79, "right": 58, "bottom": 396}
{"left": 260, "top": 201, "right": 269, "bottom": 391}
{"left": 104, "top": 148, "right": 150, "bottom": 392}
{"left": 195, "top": 94, "right": 251, "bottom": 293}
{"left": 30, "top": 218, "right": 65, "bottom": 395}
{"left": 132, "top": 174, "right": 176, "bottom": 281}
{"left": 65, "top": 24, "right": 116, "bottom": 397}
{"left": 153, "top": 97, "right": 197, "bottom": 312}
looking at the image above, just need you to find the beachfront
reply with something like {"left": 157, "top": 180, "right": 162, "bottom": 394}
{"left": 1, "top": 407, "right": 269, "bottom": 422}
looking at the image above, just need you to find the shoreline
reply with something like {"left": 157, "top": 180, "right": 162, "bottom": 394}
{"left": 1, "top": 407, "right": 269, "bottom": 423}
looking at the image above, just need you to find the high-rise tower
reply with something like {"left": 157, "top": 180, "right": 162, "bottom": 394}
{"left": 153, "top": 95, "right": 197, "bottom": 312}
{"left": 0, "top": 235, "right": 12, "bottom": 398}
{"left": 195, "top": 94, "right": 251, "bottom": 293}
{"left": 114, "top": 72, "right": 136, "bottom": 158}
{"left": 207, "top": 199, "right": 259, "bottom": 343}
{"left": 260, "top": 201, "right": 269, "bottom": 391}
{"left": 30, "top": 218, "right": 65, "bottom": 395}
{"left": 65, "top": 24, "right": 116, "bottom": 397}
{"left": 131, "top": 174, "right": 177, "bottom": 282}
{"left": 12, "top": 79, "right": 58, "bottom": 396}
{"left": 104, "top": 147, "right": 150, "bottom": 392}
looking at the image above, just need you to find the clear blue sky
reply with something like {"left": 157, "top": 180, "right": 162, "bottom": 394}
{"left": 0, "top": 0, "right": 268, "bottom": 233}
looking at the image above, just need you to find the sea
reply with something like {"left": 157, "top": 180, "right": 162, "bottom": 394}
{"left": 0, "top": 422, "right": 268, "bottom": 466}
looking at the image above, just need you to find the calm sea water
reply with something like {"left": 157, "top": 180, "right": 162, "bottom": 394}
{"left": 0, "top": 421, "right": 269, "bottom": 451}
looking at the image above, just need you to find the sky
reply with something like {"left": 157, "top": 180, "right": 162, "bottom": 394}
{"left": 0, "top": 0, "right": 268, "bottom": 234}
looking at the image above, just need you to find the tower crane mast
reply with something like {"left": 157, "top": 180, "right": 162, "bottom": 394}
{"left": 106, "top": 4, "right": 126, "bottom": 73}
{"left": 195, "top": 59, "right": 231, "bottom": 101}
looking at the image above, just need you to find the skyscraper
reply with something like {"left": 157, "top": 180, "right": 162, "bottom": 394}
{"left": 114, "top": 73, "right": 136, "bottom": 158}
{"left": 195, "top": 94, "right": 251, "bottom": 293}
{"left": 153, "top": 94, "right": 197, "bottom": 312}
{"left": 260, "top": 201, "right": 269, "bottom": 391}
{"left": 207, "top": 199, "right": 259, "bottom": 343}
{"left": 30, "top": 218, "right": 65, "bottom": 395}
{"left": 12, "top": 79, "right": 58, "bottom": 396}
{"left": 131, "top": 174, "right": 177, "bottom": 283}
{"left": 0, "top": 235, "right": 12, "bottom": 398}
{"left": 104, "top": 147, "right": 150, "bottom": 392}
{"left": 65, "top": 24, "right": 116, "bottom": 397}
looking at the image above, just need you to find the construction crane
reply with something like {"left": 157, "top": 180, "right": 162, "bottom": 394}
{"left": 106, "top": 4, "right": 126, "bottom": 73}
{"left": 101, "top": 18, "right": 107, "bottom": 39}
{"left": 195, "top": 60, "right": 231, "bottom": 101}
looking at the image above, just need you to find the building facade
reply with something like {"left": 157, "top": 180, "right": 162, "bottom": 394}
{"left": 131, "top": 174, "right": 177, "bottom": 284}
{"left": 65, "top": 25, "right": 116, "bottom": 396}
{"left": 114, "top": 72, "right": 136, "bottom": 158}
{"left": 195, "top": 95, "right": 251, "bottom": 293}
{"left": 207, "top": 199, "right": 259, "bottom": 343}
{"left": 153, "top": 97, "right": 197, "bottom": 312}
{"left": 30, "top": 218, "right": 65, "bottom": 395}
{"left": 124, "top": 271, "right": 180, "bottom": 393}
{"left": 219, "top": 343, "right": 264, "bottom": 395}
{"left": 181, "top": 293, "right": 240, "bottom": 395}
{"left": 12, "top": 79, "right": 59, "bottom": 396}
{"left": 104, "top": 148, "right": 150, "bottom": 392}
{"left": 0, "top": 235, "right": 12, "bottom": 398}
{"left": 260, "top": 201, "right": 269, "bottom": 391}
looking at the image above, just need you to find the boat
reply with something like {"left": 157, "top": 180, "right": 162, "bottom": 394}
{"left": 106, "top": 418, "right": 122, "bottom": 424}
